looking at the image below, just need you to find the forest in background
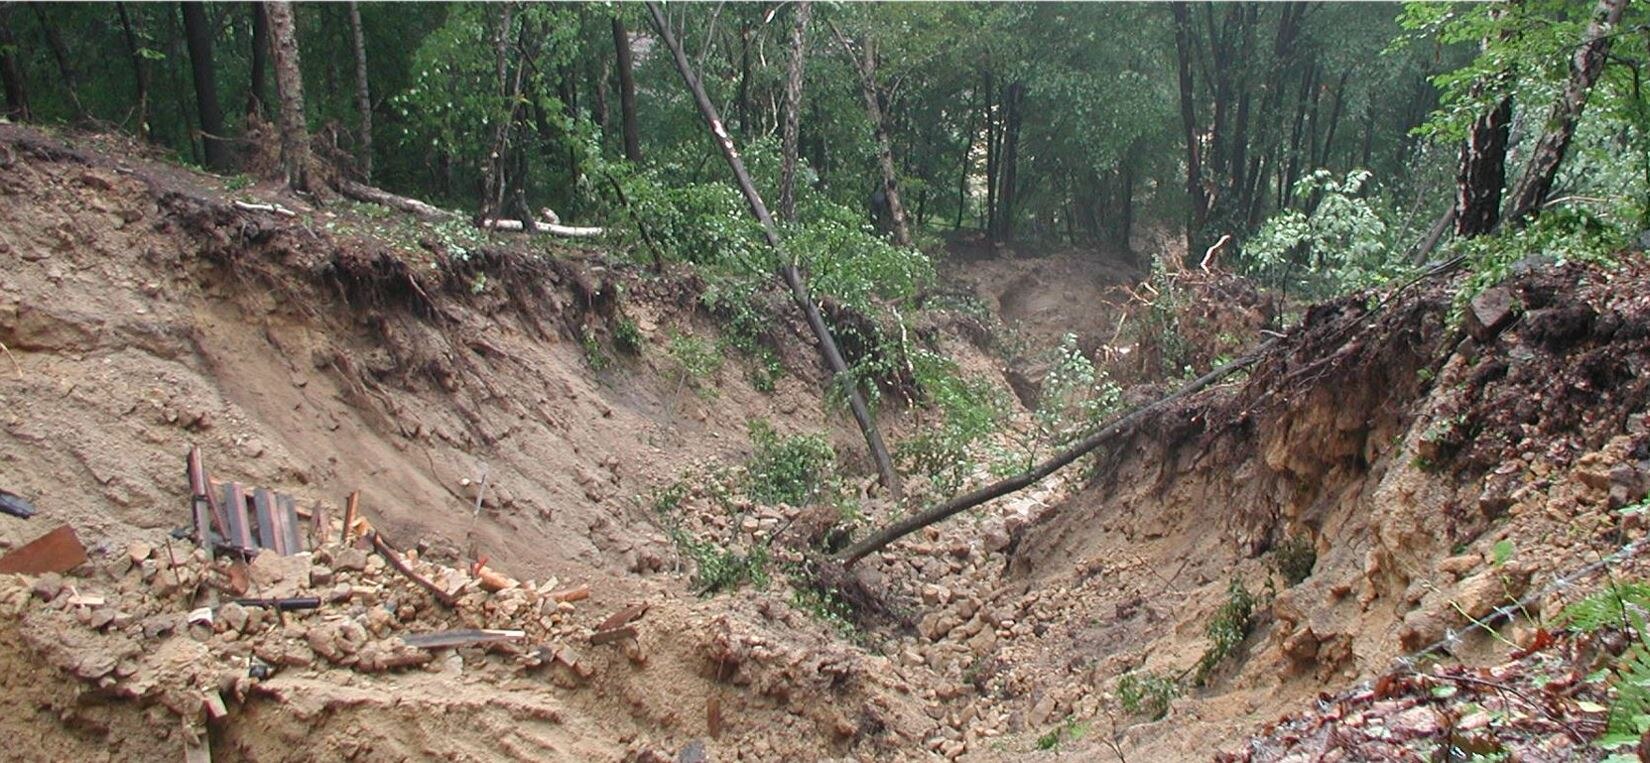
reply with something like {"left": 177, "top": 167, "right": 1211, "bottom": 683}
{"left": 0, "top": 1, "right": 1643, "bottom": 303}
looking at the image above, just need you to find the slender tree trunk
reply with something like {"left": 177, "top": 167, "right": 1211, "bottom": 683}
{"left": 163, "top": 8, "right": 199, "bottom": 161}
{"left": 248, "top": 3, "right": 269, "bottom": 118}
{"left": 590, "top": 55, "right": 609, "bottom": 135}
{"left": 181, "top": 2, "right": 231, "bottom": 170}
{"left": 1282, "top": 60, "right": 1316, "bottom": 208}
{"left": 1503, "top": 0, "right": 1629, "bottom": 226}
{"left": 996, "top": 80, "right": 1024, "bottom": 243}
{"left": 482, "top": 3, "right": 514, "bottom": 218}
{"left": 0, "top": 6, "right": 27, "bottom": 122}
{"left": 264, "top": 1, "right": 313, "bottom": 192}
{"left": 612, "top": 15, "right": 642, "bottom": 163}
{"left": 29, "top": 4, "right": 83, "bottom": 119}
{"left": 346, "top": 1, "right": 372, "bottom": 182}
{"left": 116, "top": 3, "right": 148, "bottom": 140}
{"left": 645, "top": 1, "right": 902, "bottom": 499}
{"left": 832, "top": 21, "right": 912, "bottom": 246}
{"left": 983, "top": 69, "right": 998, "bottom": 234}
{"left": 737, "top": 20, "right": 752, "bottom": 139}
{"left": 1170, "top": 2, "right": 1204, "bottom": 254}
{"left": 1316, "top": 68, "right": 1351, "bottom": 170}
{"left": 777, "top": 1, "right": 811, "bottom": 223}
{"left": 954, "top": 84, "right": 980, "bottom": 230}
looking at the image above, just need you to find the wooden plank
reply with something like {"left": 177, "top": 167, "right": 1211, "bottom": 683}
{"left": 310, "top": 501, "right": 330, "bottom": 548}
{"left": 251, "top": 488, "right": 278, "bottom": 552}
{"left": 341, "top": 491, "right": 359, "bottom": 546}
{"left": 220, "top": 483, "right": 253, "bottom": 550}
{"left": 0, "top": 525, "right": 87, "bottom": 574}
{"left": 589, "top": 625, "right": 638, "bottom": 646}
{"left": 596, "top": 603, "right": 650, "bottom": 632}
{"left": 276, "top": 493, "right": 302, "bottom": 554}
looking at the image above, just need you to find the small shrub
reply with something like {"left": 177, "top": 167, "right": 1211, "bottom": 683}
{"left": 1193, "top": 578, "right": 1259, "bottom": 686}
{"left": 580, "top": 326, "right": 611, "bottom": 371}
{"left": 1269, "top": 535, "right": 1317, "bottom": 586}
{"left": 745, "top": 420, "right": 835, "bottom": 506}
{"left": 667, "top": 332, "right": 723, "bottom": 396}
{"left": 613, "top": 317, "right": 644, "bottom": 355}
{"left": 669, "top": 528, "right": 769, "bottom": 596}
{"left": 1117, "top": 670, "right": 1181, "bottom": 720}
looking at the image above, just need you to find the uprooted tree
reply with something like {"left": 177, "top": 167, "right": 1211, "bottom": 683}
{"left": 644, "top": 1, "right": 903, "bottom": 499}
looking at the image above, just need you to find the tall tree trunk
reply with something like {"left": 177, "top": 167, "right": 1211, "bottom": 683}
{"left": 996, "top": 80, "right": 1024, "bottom": 243}
{"left": 0, "top": 6, "right": 28, "bottom": 122}
{"left": 1455, "top": 95, "right": 1513, "bottom": 237}
{"left": 264, "top": 1, "right": 313, "bottom": 192}
{"left": 116, "top": 3, "right": 149, "bottom": 140}
{"left": 29, "top": 4, "right": 83, "bottom": 119}
{"left": 345, "top": 1, "right": 372, "bottom": 181}
{"left": 983, "top": 68, "right": 998, "bottom": 234}
{"left": 612, "top": 15, "right": 642, "bottom": 163}
{"left": 162, "top": 7, "right": 197, "bottom": 161}
{"left": 1282, "top": 59, "right": 1316, "bottom": 208}
{"left": 1170, "top": 2, "right": 1204, "bottom": 254}
{"left": 644, "top": 1, "right": 902, "bottom": 499}
{"left": 954, "top": 83, "right": 980, "bottom": 230}
{"left": 1315, "top": 68, "right": 1351, "bottom": 170}
{"left": 248, "top": 3, "right": 269, "bottom": 117}
{"left": 777, "top": 1, "right": 811, "bottom": 223}
{"left": 831, "top": 21, "right": 912, "bottom": 247}
{"left": 182, "top": 2, "right": 231, "bottom": 170}
{"left": 482, "top": 3, "right": 514, "bottom": 218}
{"left": 1503, "top": 0, "right": 1629, "bottom": 226}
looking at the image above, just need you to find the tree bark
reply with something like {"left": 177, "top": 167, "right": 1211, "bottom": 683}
{"left": 837, "top": 340, "right": 1275, "bottom": 566}
{"left": 612, "top": 15, "right": 642, "bottom": 163}
{"left": 645, "top": 1, "right": 902, "bottom": 499}
{"left": 115, "top": 3, "right": 148, "bottom": 139}
{"left": 181, "top": 2, "right": 231, "bottom": 170}
{"left": 0, "top": 6, "right": 27, "bottom": 122}
{"left": 264, "top": 1, "right": 313, "bottom": 192}
{"left": 29, "top": 4, "right": 83, "bottom": 119}
{"left": 1454, "top": 94, "right": 1513, "bottom": 237}
{"left": 1170, "top": 2, "right": 1204, "bottom": 254}
{"left": 777, "top": 1, "right": 811, "bottom": 223}
{"left": 347, "top": 1, "right": 372, "bottom": 182}
{"left": 995, "top": 80, "right": 1025, "bottom": 243}
{"left": 831, "top": 21, "right": 913, "bottom": 247}
{"left": 248, "top": 2, "right": 269, "bottom": 117}
{"left": 1502, "top": 0, "right": 1629, "bottom": 226}
{"left": 337, "top": 179, "right": 455, "bottom": 222}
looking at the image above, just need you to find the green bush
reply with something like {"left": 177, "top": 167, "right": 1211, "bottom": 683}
{"left": 1269, "top": 535, "right": 1317, "bottom": 586}
{"left": 1117, "top": 670, "right": 1182, "bottom": 720}
{"left": 745, "top": 420, "right": 836, "bottom": 507}
{"left": 1193, "top": 578, "right": 1259, "bottom": 686}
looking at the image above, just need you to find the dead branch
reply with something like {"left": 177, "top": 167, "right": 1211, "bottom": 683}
{"left": 370, "top": 531, "right": 456, "bottom": 608}
{"left": 478, "top": 218, "right": 605, "bottom": 237}
{"left": 835, "top": 339, "right": 1277, "bottom": 566}
{"left": 336, "top": 178, "right": 455, "bottom": 222}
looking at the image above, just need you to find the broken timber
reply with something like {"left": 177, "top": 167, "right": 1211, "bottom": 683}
{"left": 369, "top": 531, "right": 457, "bottom": 608}
{"left": 401, "top": 628, "right": 524, "bottom": 650}
{"left": 834, "top": 339, "right": 1278, "bottom": 566}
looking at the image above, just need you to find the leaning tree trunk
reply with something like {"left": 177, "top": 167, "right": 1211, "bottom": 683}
{"left": 831, "top": 21, "right": 913, "bottom": 247}
{"left": 644, "top": 1, "right": 902, "bottom": 499}
{"left": 776, "top": 1, "right": 811, "bottom": 223}
{"left": 347, "top": 1, "right": 372, "bottom": 181}
{"left": 612, "top": 15, "right": 641, "bottom": 163}
{"left": 264, "top": 1, "right": 313, "bottom": 192}
{"left": 1502, "top": 0, "right": 1629, "bottom": 226}
{"left": 30, "top": 4, "right": 84, "bottom": 120}
{"left": 181, "top": 2, "right": 231, "bottom": 170}
{"left": 0, "top": 6, "right": 28, "bottom": 122}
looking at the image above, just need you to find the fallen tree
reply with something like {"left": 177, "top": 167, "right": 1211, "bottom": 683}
{"left": 478, "top": 218, "right": 605, "bottom": 238}
{"left": 336, "top": 178, "right": 455, "bottom": 222}
{"left": 645, "top": 1, "right": 902, "bottom": 498}
{"left": 834, "top": 340, "right": 1277, "bottom": 566}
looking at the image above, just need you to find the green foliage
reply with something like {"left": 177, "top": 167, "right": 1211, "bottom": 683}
{"left": 1268, "top": 536, "right": 1318, "bottom": 587}
{"left": 788, "top": 576, "right": 860, "bottom": 641}
{"left": 1117, "top": 670, "right": 1182, "bottom": 720}
{"left": 1193, "top": 578, "right": 1259, "bottom": 686}
{"left": 1242, "top": 170, "right": 1409, "bottom": 297}
{"left": 669, "top": 528, "right": 770, "bottom": 596}
{"left": 1034, "top": 333, "right": 1123, "bottom": 449}
{"left": 1033, "top": 717, "right": 1088, "bottom": 751}
{"left": 1451, "top": 207, "right": 1628, "bottom": 321}
{"left": 580, "top": 326, "right": 610, "bottom": 371}
{"left": 744, "top": 420, "right": 837, "bottom": 507}
{"left": 1559, "top": 580, "right": 1650, "bottom": 748}
{"left": 666, "top": 332, "right": 723, "bottom": 396}
{"left": 895, "top": 348, "right": 1010, "bottom": 494}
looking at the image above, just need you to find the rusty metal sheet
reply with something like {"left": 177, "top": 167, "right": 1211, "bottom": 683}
{"left": 0, "top": 525, "right": 88, "bottom": 574}
{"left": 401, "top": 629, "right": 525, "bottom": 649}
{"left": 252, "top": 488, "right": 277, "bottom": 551}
